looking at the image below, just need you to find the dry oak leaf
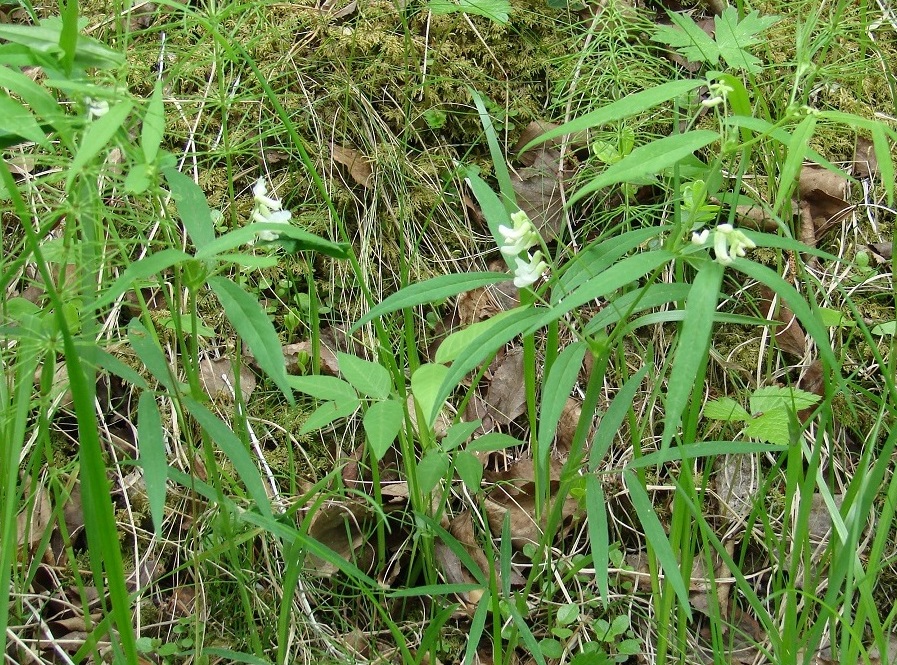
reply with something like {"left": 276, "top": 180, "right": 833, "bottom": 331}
{"left": 483, "top": 346, "right": 527, "bottom": 426}
{"left": 332, "top": 143, "right": 373, "bottom": 188}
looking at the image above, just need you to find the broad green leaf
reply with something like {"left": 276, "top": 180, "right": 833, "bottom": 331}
{"left": 468, "top": 432, "right": 523, "bottom": 453}
{"left": 436, "top": 308, "right": 522, "bottom": 364}
{"left": 417, "top": 450, "right": 450, "bottom": 494}
{"left": 0, "top": 94, "right": 50, "bottom": 146}
{"left": 624, "top": 470, "right": 692, "bottom": 619}
{"left": 287, "top": 375, "right": 356, "bottom": 402}
{"left": 442, "top": 420, "right": 482, "bottom": 452}
{"left": 556, "top": 603, "right": 580, "bottom": 626}
{"left": 714, "top": 8, "right": 780, "bottom": 72}
{"left": 411, "top": 363, "right": 450, "bottom": 429}
{"left": 299, "top": 397, "right": 360, "bottom": 434}
{"left": 750, "top": 386, "right": 820, "bottom": 415}
{"left": 774, "top": 114, "right": 816, "bottom": 213}
{"left": 661, "top": 260, "right": 724, "bottom": 450}
{"left": 67, "top": 100, "right": 133, "bottom": 186}
{"left": 586, "top": 476, "right": 609, "bottom": 607}
{"left": 589, "top": 364, "right": 651, "bottom": 472}
{"left": 351, "top": 272, "right": 511, "bottom": 333}
{"left": 93, "top": 248, "right": 190, "bottom": 309}
{"left": 744, "top": 409, "right": 791, "bottom": 445}
{"left": 871, "top": 123, "right": 895, "bottom": 206}
{"left": 520, "top": 79, "right": 704, "bottom": 153}
{"left": 337, "top": 352, "right": 391, "bottom": 400}
{"left": 0, "top": 21, "right": 123, "bottom": 69}
{"left": 817, "top": 307, "right": 856, "bottom": 328}
{"left": 704, "top": 397, "right": 751, "bottom": 422}
{"left": 538, "top": 342, "right": 586, "bottom": 465}
{"left": 182, "top": 396, "right": 272, "bottom": 518}
{"left": 137, "top": 392, "right": 168, "bottom": 537}
{"left": 124, "top": 162, "right": 151, "bottom": 194}
{"left": 141, "top": 80, "right": 165, "bottom": 164}
{"left": 163, "top": 167, "right": 215, "bottom": 249}
{"left": 363, "top": 399, "right": 404, "bottom": 461}
{"left": 871, "top": 321, "right": 896, "bottom": 336}
{"left": 0, "top": 66, "right": 64, "bottom": 126}
{"left": 570, "top": 131, "right": 719, "bottom": 205}
{"left": 454, "top": 450, "right": 483, "bottom": 491}
{"left": 428, "top": 0, "right": 511, "bottom": 23}
{"left": 208, "top": 277, "right": 294, "bottom": 404}
{"left": 653, "top": 11, "right": 719, "bottom": 65}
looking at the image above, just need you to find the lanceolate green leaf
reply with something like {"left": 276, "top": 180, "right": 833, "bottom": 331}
{"left": 661, "top": 259, "right": 723, "bottom": 450}
{"left": 337, "top": 352, "right": 391, "bottom": 400}
{"left": 208, "top": 277, "right": 294, "bottom": 405}
{"left": 624, "top": 470, "right": 692, "bottom": 619}
{"left": 93, "top": 248, "right": 190, "bottom": 310}
{"left": 538, "top": 342, "right": 587, "bottom": 458}
{"left": 0, "top": 94, "right": 50, "bottom": 146}
{"left": 183, "top": 396, "right": 272, "bottom": 518}
{"left": 141, "top": 80, "right": 165, "bottom": 164}
{"left": 163, "top": 167, "right": 215, "bottom": 250}
{"left": 137, "top": 393, "right": 168, "bottom": 537}
{"left": 520, "top": 79, "right": 705, "bottom": 153}
{"left": 586, "top": 474, "right": 610, "bottom": 604}
{"left": 589, "top": 364, "right": 651, "bottom": 472}
{"left": 774, "top": 114, "right": 816, "bottom": 214}
{"left": 570, "top": 131, "right": 720, "bottom": 206}
{"left": 67, "top": 100, "right": 133, "bottom": 187}
{"left": 351, "top": 272, "right": 511, "bottom": 333}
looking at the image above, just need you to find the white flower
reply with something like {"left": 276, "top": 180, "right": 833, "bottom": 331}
{"left": 692, "top": 223, "right": 756, "bottom": 265}
{"left": 85, "top": 97, "right": 109, "bottom": 120}
{"left": 499, "top": 210, "right": 539, "bottom": 258}
{"left": 701, "top": 81, "right": 735, "bottom": 108}
{"left": 250, "top": 177, "right": 292, "bottom": 243}
{"left": 513, "top": 250, "right": 548, "bottom": 289}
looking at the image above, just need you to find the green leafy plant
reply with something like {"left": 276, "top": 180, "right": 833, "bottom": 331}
{"left": 704, "top": 386, "right": 822, "bottom": 445}
{"left": 652, "top": 7, "right": 781, "bottom": 73}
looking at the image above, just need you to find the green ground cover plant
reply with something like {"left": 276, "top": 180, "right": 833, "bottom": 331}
{"left": 1, "top": 0, "right": 896, "bottom": 663}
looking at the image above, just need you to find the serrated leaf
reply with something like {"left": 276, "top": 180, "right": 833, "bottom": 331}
{"left": 428, "top": 0, "right": 511, "bottom": 23}
{"left": 714, "top": 7, "right": 779, "bottom": 73}
{"left": 653, "top": 12, "right": 719, "bottom": 66}
{"left": 363, "top": 399, "right": 404, "bottom": 461}
{"left": 745, "top": 409, "right": 791, "bottom": 445}
{"left": 337, "top": 352, "right": 391, "bottom": 400}
{"left": 704, "top": 397, "right": 751, "bottom": 422}
{"left": 749, "top": 385, "right": 820, "bottom": 415}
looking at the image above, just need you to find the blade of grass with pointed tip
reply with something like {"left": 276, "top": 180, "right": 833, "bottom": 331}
{"left": 471, "top": 89, "right": 515, "bottom": 210}
{"left": 624, "top": 470, "right": 692, "bottom": 619}
{"left": 137, "top": 392, "right": 167, "bottom": 537}
{"left": 208, "top": 276, "right": 294, "bottom": 405}
{"left": 586, "top": 474, "right": 610, "bottom": 605}
{"left": 569, "top": 131, "right": 719, "bottom": 206}
{"left": 182, "top": 396, "right": 272, "bottom": 518}
{"left": 538, "top": 342, "right": 586, "bottom": 464}
{"left": 773, "top": 114, "right": 816, "bottom": 214}
{"left": 589, "top": 364, "right": 651, "bottom": 472}
{"left": 520, "top": 79, "right": 705, "bottom": 153}
{"left": 661, "top": 259, "right": 723, "bottom": 451}
{"left": 351, "top": 272, "right": 510, "bottom": 333}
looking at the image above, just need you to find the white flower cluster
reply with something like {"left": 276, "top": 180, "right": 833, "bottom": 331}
{"left": 692, "top": 223, "right": 756, "bottom": 265}
{"left": 251, "top": 177, "right": 292, "bottom": 242}
{"left": 498, "top": 210, "right": 548, "bottom": 289}
{"left": 702, "top": 81, "right": 735, "bottom": 108}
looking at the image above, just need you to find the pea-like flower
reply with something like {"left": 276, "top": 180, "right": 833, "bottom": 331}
{"left": 692, "top": 223, "right": 756, "bottom": 265}
{"left": 85, "top": 97, "right": 110, "bottom": 120}
{"left": 251, "top": 177, "right": 292, "bottom": 242}
{"left": 701, "top": 81, "right": 735, "bottom": 108}
{"left": 513, "top": 250, "right": 548, "bottom": 288}
{"left": 498, "top": 210, "right": 539, "bottom": 258}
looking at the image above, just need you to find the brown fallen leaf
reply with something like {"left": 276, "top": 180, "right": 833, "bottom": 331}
{"left": 200, "top": 356, "right": 256, "bottom": 402}
{"left": 483, "top": 346, "right": 526, "bottom": 426}
{"left": 306, "top": 500, "right": 377, "bottom": 576}
{"left": 868, "top": 241, "right": 892, "bottom": 262}
{"left": 514, "top": 120, "right": 588, "bottom": 167}
{"left": 331, "top": 144, "right": 373, "bottom": 189}
{"left": 758, "top": 285, "right": 806, "bottom": 357}
{"left": 853, "top": 136, "right": 878, "bottom": 179}
{"left": 511, "top": 148, "right": 568, "bottom": 241}
{"left": 17, "top": 478, "right": 51, "bottom": 550}
{"left": 799, "top": 164, "right": 852, "bottom": 241}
